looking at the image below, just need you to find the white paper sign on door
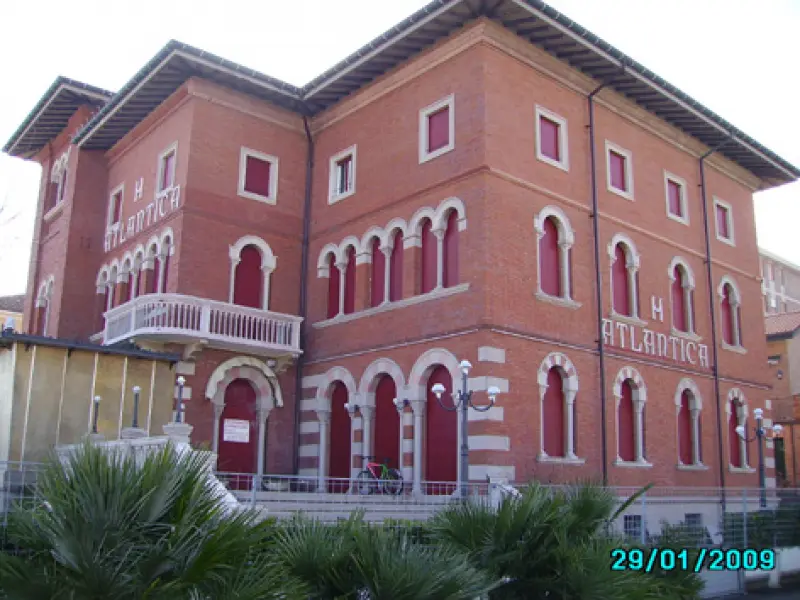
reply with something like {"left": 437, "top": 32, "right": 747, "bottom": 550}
{"left": 223, "top": 419, "right": 250, "bottom": 443}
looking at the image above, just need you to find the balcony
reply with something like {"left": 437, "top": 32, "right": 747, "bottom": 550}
{"left": 103, "top": 294, "right": 302, "bottom": 357}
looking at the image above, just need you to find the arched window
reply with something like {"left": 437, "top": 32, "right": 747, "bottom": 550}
{"left": 609, "top": 237, "right": 640, "bottom": 319}
{"left": 535, "top": 207, "right": 575, "bottom": 303}
{"left": 116, "top": 274, "right": 129, "bottom": 308}
{"left": 389, "top": 229, "right": 404, "bottom": 302}
{"left": 618, "top": 380, "right": 636, "bottom": 462}
{"left": 343, "top": 245, "right": 356, "bottom": 315}
{"left": 370, "top": 237, "right": 385, "bottom": 308}
{"left": 34, "top": 278, "right": 53, "bottom": 336}
{"left": 326, "top": 252, "right": 340, "bottom": 319}
{"left": 728, "top": 391, "right": 748, "bottom": 470}
{"left": 543, "top": 367, "right": 565, "bottom": 457}
{"left": 159, "top": 245, "right": 171, "bottom": 294}
{"left": 670, "top": 261, "right": 695, "bottom": 333}
{"left": 420, "top": 218, "right": 436, "bottom": 294}
{"left": 614, "top": 369, "right": 647, "bottom": 465}
{"left": 139, "top": 243, "right": 159, "bottom": 296}
{"left": 676, "top": 388, "right": 703, "bottom": 466}
{"left": 442, "top": 210, "right": 459, "bottom": 288}
{"left": 233, "top": 246, "right": 262, "bottom": 308}
{"left": 107, "top": 267, "right": 118, "bottom": 308}
{"left": 719, "top": 278, "right": 742, "bottom": 347}
{"left": 537, "top": 353, "right": 579, "bottom": 462}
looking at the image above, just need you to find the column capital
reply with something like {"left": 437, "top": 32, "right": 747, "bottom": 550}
{"left": 213, "top": 404, "right": 224, "bottom": 419}
{"left": 316, "top": 409, "right": 331, "bottom": 423}
{"left": 410, "top": 398, "right": 426, "bottom": 414}
{"left": 360, "top": 405, "right": 375, "bottom": 419}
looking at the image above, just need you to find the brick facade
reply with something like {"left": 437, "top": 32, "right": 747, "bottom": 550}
{"left": 5, "top": 10, "right": 796, "bottom": 493}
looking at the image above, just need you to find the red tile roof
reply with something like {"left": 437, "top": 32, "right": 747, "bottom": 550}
{"left": 765, "top": 311, "right": 800, "bottom": 337}
{"left": 0, "top": 294, "right": 24, "bottom": 313}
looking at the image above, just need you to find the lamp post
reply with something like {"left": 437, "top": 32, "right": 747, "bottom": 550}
{"left": 132, "top": 385, "right": 141, "bottom": 429}
{"left": 175, "top": 376, "right": 186, "bottom": 423}
{"left": 91, "top": 395, "right": 101, "bottom": 434}
{"left": 431, "top": 360, "right": 500, "bottom": 500}
{"left": 735, "top": 407, "right": 783, "bottom": 508}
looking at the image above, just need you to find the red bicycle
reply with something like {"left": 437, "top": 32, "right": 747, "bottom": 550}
{"left": 356, "top": 456, "right": 403, "bottom": 495}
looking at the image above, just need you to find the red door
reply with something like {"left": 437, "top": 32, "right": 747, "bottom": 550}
{"left": 217, "top": 379, "right": 258, "bottom": 490}
{"left": 373, "top": 376, "right": 399, "bottom": 470}
{"left": 328, "top": 382, "right": 351, "bottom": 493}
{"left": 425, "top": 366, "right": 456, "bottom": 494}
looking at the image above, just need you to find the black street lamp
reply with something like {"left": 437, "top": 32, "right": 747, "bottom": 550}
{"left": 431, "top": 359, "right": 500, "bottom": 500}
{"left": 132, "top": 385, "right": 141, "bottom": 429}
{"left": 735, "top": 407, "right": 783, "bottom": 508}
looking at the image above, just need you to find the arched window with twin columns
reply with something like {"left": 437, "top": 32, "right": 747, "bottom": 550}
{"left": 727, "top": 389, "right": 749, "bottom": 470}
{"left": 608, "top": 234, "right": 641, "bottom": 320}
{"left": 675, "top": 379, "right": 703, "bottom": 468}
{"left": 229, "top": 236, "right": 276, "bottom": 310}
{"left": 534, "top": 206, "right": 576, "bottom": 305}
{"left": 669, "top": 258, "right": 696, "bottom": 334}
{"left": 537, "top": 352, "right": 581, "bottom": 462}
{"left": 718, "top": 276, "right": 743, "bottom": 348}
{"left": 613, "top": 367, "right": 648, "bottom": 465}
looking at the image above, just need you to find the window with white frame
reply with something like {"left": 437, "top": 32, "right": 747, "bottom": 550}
{"left": 624, "top": 515, "right": 642, "bottom": 541}
{"left": 534, "top": 206, "right": 576, "bottom": 305}
{"left": 713, "top": 197, "right": 734, "bottom": 245}
{"left": 609, "top": 236, "right": 641, "bottom": 320}
{"left": 419, "top": 94, "right": 455, "bottom": 163}
{"left": 665, "top": 172, "right": 688, "bottom": 224}
{"left": 328, "top": 145, "right": 357, "bottom": 203}
{"left": 605, "top": 141, "right": 634, "bottom": 200}
{"left": 107, "top": 184, "right": 124, "bottom": 229}
{"left": 157, "top": 143, "right": 177, "bottom": 193}
{"left": 238, "top": 147, "right": 279, "bottom": 204}
{"left": 535, "top": 106, "right": 569, "bottom": 171}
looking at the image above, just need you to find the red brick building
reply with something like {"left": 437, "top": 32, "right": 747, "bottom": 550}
{"left": 4, "top": 1, "right": 799, "bottom": 502}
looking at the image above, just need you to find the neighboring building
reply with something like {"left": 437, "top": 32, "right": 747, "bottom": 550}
{"left": 0, "top": 294, "right": 24, "bottom": 332}
{"left": 765, "top": 312, "right": 800, "bottom": 486}
{"left": 3, "top": 0, "right": 799, "bottom": 502}
{"left": 760, "top": 248, "right": 800, "bottom": 315}
{"left": 0, "top": 330, "right": 178, "bottom": 463}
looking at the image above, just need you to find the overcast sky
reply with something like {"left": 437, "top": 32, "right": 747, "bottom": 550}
{"left": 0, "top": 0, "right": 798, "bottom": 297}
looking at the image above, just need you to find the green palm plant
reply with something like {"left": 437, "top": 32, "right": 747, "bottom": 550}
{"left": 0, "top": 441, "right": 304, "bottom": 600}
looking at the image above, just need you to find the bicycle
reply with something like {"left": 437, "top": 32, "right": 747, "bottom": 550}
{"left": 355, "top": 456, "right": 403, "bottom": 495}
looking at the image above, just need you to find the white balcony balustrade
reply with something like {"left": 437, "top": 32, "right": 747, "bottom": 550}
{"left": 103, "top": 293, "right": 302, "bottom": 357}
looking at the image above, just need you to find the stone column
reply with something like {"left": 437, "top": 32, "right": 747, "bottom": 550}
{"left": 395, "top": 401, "right": 405, "bottom": 472}
{"left": 361, "top": 405, "right": 374, "bottom": 470}
{"left": 559, "top": 241, "right": 571, "bottom": 299}
{"left": 634, "top": 401, "right": 645, "bottom": 463}
{"left": 381, "top": 245, "right": 392, "bottom": 305}
{"left": 434, "top": 228, "right": 445, "bottom": 290}
{"left": 690, "top": 408, "right": 701, "bottom": 465}
{"left": 211, "top": 404, "right": 223, "bottom": 453}
{"left": 256, "top": 406, "right": 269, "bottom": 476}
{"left": 537, "top": 384, "right": 547, "bottom": 459}
{"left": 565, "top": 390, "right": 577, "bottom": 459}
{"left": 336, "top": 261, "right": 347, "bottom": 317}
{"left": 411, "top": 398, "right": 425, "bottom": 496}
{"left": 316, "top": 410, "right": 331, "bottom": 492}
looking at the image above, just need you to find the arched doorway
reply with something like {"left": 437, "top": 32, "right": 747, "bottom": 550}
{"left": 373, "top": 375, "right": 399, "bottom": 470}
{"left": 425, "top": 365, "right": 456, "bottom": 494}
{"left": 328, "top": 381, "right": 351, "bottom": 493}
{"left": 217, "top": 379, "right": 260, "bottom": 489}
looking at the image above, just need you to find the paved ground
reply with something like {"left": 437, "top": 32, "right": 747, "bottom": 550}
{"left": 742, "top": 587, "right": 800, "bottom": 599}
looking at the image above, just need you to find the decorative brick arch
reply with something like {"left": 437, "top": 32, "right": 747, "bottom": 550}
{"left": 35, "top": 276, "right": 54, "bottom": 307}
{"left": 95, "top": 266, "right": 110, "bottom": 289}
{"left": 316, "top": 243, "right": 342, "bottom": 277}
{"left": 668, "top": 256, "right": 696, "bottom": 288}
{"left": 534, "top": 205, "right": 575, "bottom": 246}
{"left": 358, "top": 358, "right": 407, "bottom": 406}
{"left": 607, "top": 233, "right": 640, "bottom": 268}
{"left": 408, "top": 348, "right": 461, "bottom": 400}
{"left": 315, "top": 366, "right": 358, "bottom": 412}
{"left": 133, "top": 244, "right": 146, "bottom": 269}
{"left": 612, "top": 366, "right": 647, "bottom": 404}
{"left": 360, "top": 227, "right": 386, "bottom": 263}
{"left": 108, "top": 259, "right": 121, "bottom": 282}
{"left": 160, "top": 227, "right": 176, "bottom": 257}
{"left": 433, "top": 197, "right": 467, "bottom": 232}
{"left": 537, "top": 352, "right": 579, "bottom": 392}
{"left": 381, "top": 218, "right": 409, "bottom": 248}
{"left": 145, "top": 235, "right": 161, "bottom": 258}
{"left": 718, "top": 275, "right": 742, "bottom": 303}
{"left": 725, "top": 388, "right": 747, "bottom": 415}
{"left": 230, "top": 235, "right": 277, "bottom": 271}
{"left": 120, "top": 252, "right": 134, "bottom": 276}
{"left": 205, "top": 356, "right": 283, "bottom": 410}
{"left": 408, "top": 206, "right": 437, "bottom": 239}
{"left": 674, "top": 378, "right": 702, "bottom": 409}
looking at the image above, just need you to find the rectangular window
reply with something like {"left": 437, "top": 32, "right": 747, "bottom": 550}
{"left": 419, "top": 94, "right": 455, "bottom": 163}
{"left": 57, "top": 169, "right": 68, "bottom": 205}
{"left": 535, "top": 106, "right": 569, "bottom": 171}
{"left": 664, "top": 172, "right": 688, "bottom": 224}
{"left": 605, "top": 141, "right": 633, "bottom": 200}
{"left": 328, "top": 145, "right": 357, "bottom": 204}
{"left": 714, "top": 198, "right": 735, "bottom": 245}
{"left": 623, "top": 515, "right": 642, "bottom": 540}
{"left": 107, "top": 184, "right": 124, "bottom": 228}
{"left": 238, "top": 147, "right": 279, "bottom": 204}
{"left": 156, "top": 143, "right": 177, "bottom": 193}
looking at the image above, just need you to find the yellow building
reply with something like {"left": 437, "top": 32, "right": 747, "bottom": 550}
{"left": 0, "top": 294, "right": 23, "bottom": 333}
{"left": 0, "top": 329, "right": 180, "bottom": 463}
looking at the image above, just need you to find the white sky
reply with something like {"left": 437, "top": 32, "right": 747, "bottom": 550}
{"left": 0, "top": 0, "right": 798, "bottom": 297}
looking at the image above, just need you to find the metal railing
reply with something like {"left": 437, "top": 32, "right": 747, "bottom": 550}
{"left": 103, "top": 293, "right": 303, "bottom": 353}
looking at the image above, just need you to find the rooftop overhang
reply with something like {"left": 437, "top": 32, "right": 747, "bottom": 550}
{"left": 3, "top": 77, "right": 112, "bottom": 158}
{"left": 73, "top": 41, "right": 305, "bottom": 151}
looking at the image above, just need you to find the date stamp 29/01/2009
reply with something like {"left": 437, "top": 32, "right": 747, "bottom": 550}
{"left": 610, "top": 548, "right": 776, "bottom": 573}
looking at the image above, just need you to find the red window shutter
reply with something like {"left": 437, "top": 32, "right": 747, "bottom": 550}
{"left": 370, "top": 238, "right": 385, "bottom": 308}
{"left": 337, "top": 156, "right": 351, "bottom": 194}
{"left": 672, "top": 266, "right": 686, "bottom": 331}
{"left": 244, "top": 156, "right": 271, "bottom": 197}
{"left": 667, "top": 180, "right": 682, "bottom": 216}
{"left": 612, "top": 244, "right": 630, "bottom": 316}
{"left": 372, "top": 375, "right": 400, "bottom": 470}
{"left": 151, "top": 259, "right": 161, "bottom": 295}
{"left": 162, "top": 253, "right": 171, "bottom": 294}
{"left": 389, "top": 230, "right": 403, "bottom": 301}
{"left": 112, "top": 193, "right": 122, "bottom": 224}
{"left": 420, "top": 219, "right": 437, "bottom": 293}
{"left": 117, "top": 281, "right": 128, "bottom": 307}
{"left": 442, "top": 211, "right": 459, "bottom": 288}
{"left": 328, "top": 382, "right": 352, "bottom": 483}
{"left": 609, "top": 151, "right": 626, "bottom": 191}
{"left": 543, "top": 367, "right": 565, "bottom": 457}
{"left": 539, "top": 217, "right": 561, "bottom": 296}
{"left": 58, "top": 170, "right": 68, "bottom": 203}
{"left": 716, "top": 205, "right": 729, "bottom": 238}
{"left": 327, "top": 253, "right": 340, "bottom": 318}
{"left": 425, "top": 366, "right": 457, "bottom": 489}
{"left": 539, "top": 116, "right": 560, "bottom": 162}
{"left": 618, "top": 380, "right": 635, "bottom": 462}
{"left": 343, "top": 246, "right": 356, "bottom": 314}
{"left": 233, "top": 245, "right": 262, "bottom": 308}
{"left": 721, "top": 286, "right": 734, "bottom": 345}
{"left": 161, "top": 153, "right": 175, "bottom": 190}
{"left": 427, "top": 107, "right": 450, "bottom": 153}
{"left": 678, "top": 392, "right": 693, "bottom": 464}
{"left": 729, "top": 403, "right": 741, "bottom": 468}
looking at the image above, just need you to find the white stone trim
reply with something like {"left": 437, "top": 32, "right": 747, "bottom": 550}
{"left": 537, "top": 352, "right": 579, "bottom": 461}
{"left": 467, "top": 376, "right": 509, "bottom": 394}
{"left": 237, "top": 146, "right": 279, "bottom": 205}
{"left": 408, "top": 347, "right": 462, "bottom": 401}
{"left": 534, "top": 105, "right": 569, "bottom": 172}
{"left": 478, "top": 347, "right": 506, "bottom": 363}
{"left": 156, "top": 142, "right": 178, "bottom": 193}
{"left": 534, "top": 205, "right": 575, "bottom": 303}
{"left": 298, "top": 468, "right": 317, "bottom": 477}
{"left": 664, "top": 171, "right": 689, "bottom": 225}
{"left": 613, "top": 366, "right": 648, "bottom": 464}
{"left": 668, "top": 257, "right": 696, "bottom": 334}
{"left": 468, "top": 465, "right": 515, "bottom": 481}
{"left": 314, "top": 366, "right": 359, "bottom": 412}
{"left": 358, "top": 357, "right": 406, "bottom": 407}
{"left": 298, "top": 444, "right": 319, "bottom": 458}
{"left": 299, "top": 421, "right": 319, "bottom": 434}
{"left": 674, "top": 378, "right": 702, "bottom": 467}
{"left": 106, "top": 182, "right": 125, "bottom": 229}
{"left": 419, "top": 93, "right": 455, "bottom": 164}
{"left": 605, "top": 140, "right": 634, "bottom": 200}
{"left": 718, "top": 275, "right": 743, "bottom": 348}
{"left": 302, "top": 373, "right": 327, "bottom": 389}
{"left": 175, "top": 361, "right": 196, "bottom": 376}
{"left": 299, "top": 398, "right": 317, "bottom": 411}
{"left": 725, "top": 388, "right": 750, "bottom": 469}
{"left": 608, "top": 233, "right": 642, "bottom": 320}
{"left": 205, "top": 356, "right": 282, "bottom": 407}
{"left": 467, "top": 407, "right": 504, "bottom": 422}
{"left": 174, "top": 385, "right": 192, "bottom": 401}
{"left": 713, "top": 196, "right": 735, "bottom": 246}
{"left": 228, "top": 235, "right": 277, "bottom": 310}
{"left": 468, "top": 435, "right": 510, "bottom": 451}
{"left": 328, "top": 144, "right": 357, "bottom": 204}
